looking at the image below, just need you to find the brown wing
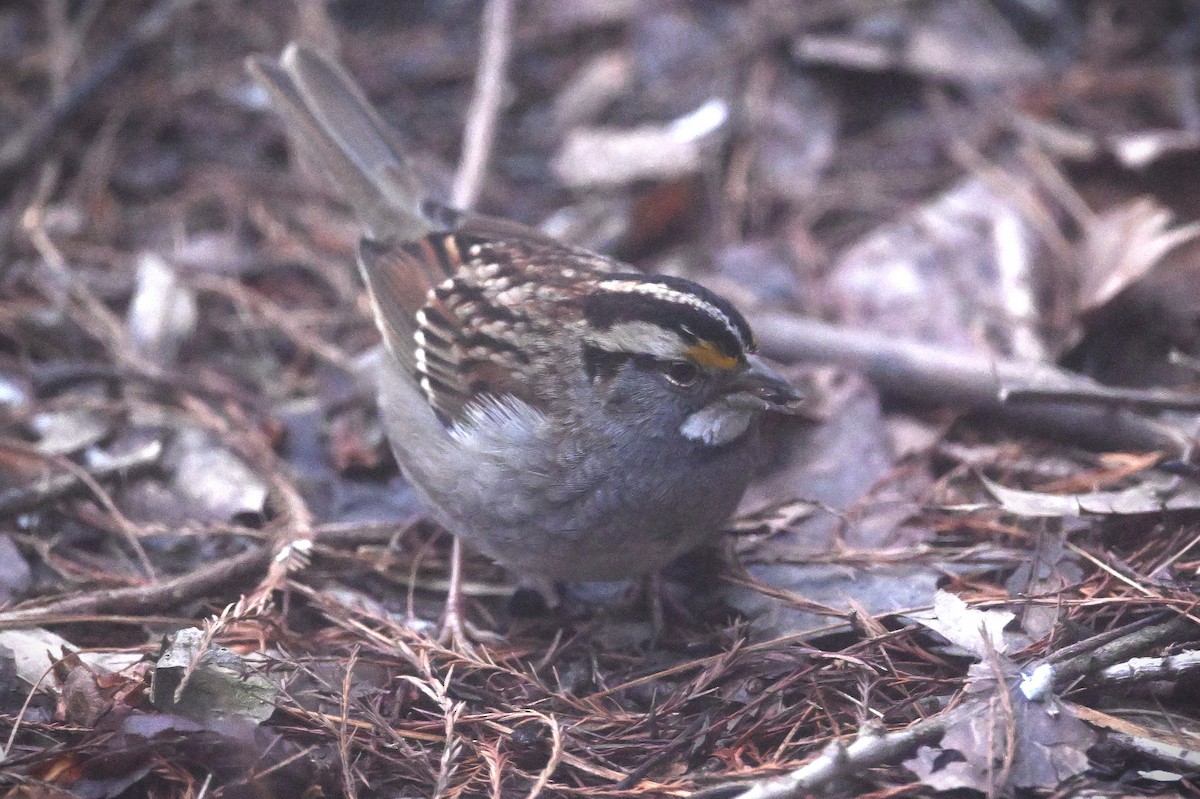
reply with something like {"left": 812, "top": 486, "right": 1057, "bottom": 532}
{"left": 252, "top": 46, "right": 635, "bottom": 424}
{"left": 358, "top": 233, "right": 625, "bottom": 425}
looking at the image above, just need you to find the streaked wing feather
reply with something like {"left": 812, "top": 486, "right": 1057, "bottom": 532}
{"left": 356, "top": 238, "right": 444, "bottom": 366}
{"left": 359, "top": 233, "right": 626, "bottom": 425}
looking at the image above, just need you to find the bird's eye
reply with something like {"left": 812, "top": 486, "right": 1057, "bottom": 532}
{"left": 663, "top": 360, "right": 699, "bottom": 387}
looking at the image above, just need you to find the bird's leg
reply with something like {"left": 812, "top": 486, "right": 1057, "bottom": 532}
{"left": 647, "top": 570, "right": 700, "bottom": 636}
{"left": 649, "top": 572, "right": 668, "bottom": 635}
{"left": 437, "top": 537, "right": 474, "bottom": 650}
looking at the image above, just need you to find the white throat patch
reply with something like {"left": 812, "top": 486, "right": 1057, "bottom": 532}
{"left": 680, "top": 403, "right": 754, "bottom": 446}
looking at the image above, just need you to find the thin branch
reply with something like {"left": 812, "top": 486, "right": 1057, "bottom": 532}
{"left": 0, "top": 544, "right": 270, "bottom": 628}
{"left": 1095, "top": 649, "right": 1200, "bottom": 685}
{"left": 703, "top": 714, "right": 955, "bottom": 799}
{"left": 338, "top": 648, "right": 362, "bottom": 799}
{"left": 708, "top": 613, "right": 1199, "bottom": 799}
{"left": 1001, "top": 383, "right": 1200, "bottom": 412}
{"left": 1048, "top": 615, "right": 1197, "bottom": 687}
{"left": 0, "top": 439, "right": 162, "bottom": 515}
{"left": 0, "top": 0, "right": 195, "bottom": 186}
{"left": 451, "top": 0, "right": 514, "bottom": 209}
{"left": 522, "top": 712, "right": 563, "bottom": 799}
{"left": 751, "top": 311, "right": 1191, "bottom": 457}
{"left": 0, "top": 439, "right": 161, "bottom": 579}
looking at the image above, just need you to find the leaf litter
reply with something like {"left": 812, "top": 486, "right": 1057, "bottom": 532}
{"left": 1, "top": 1, "right": 1200, "bottom": 797}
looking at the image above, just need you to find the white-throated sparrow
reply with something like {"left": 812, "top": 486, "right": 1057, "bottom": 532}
{"left": 249, "top": 45, "right": 802, "bottom": 619}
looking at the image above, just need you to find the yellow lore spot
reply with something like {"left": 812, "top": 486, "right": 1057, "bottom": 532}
{"left": 687, "top": 341, "right": 740, "bottom": 371}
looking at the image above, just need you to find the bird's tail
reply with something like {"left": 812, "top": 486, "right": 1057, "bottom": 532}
{"left": 246, "top": 43, "right": 436, "bottom": 242}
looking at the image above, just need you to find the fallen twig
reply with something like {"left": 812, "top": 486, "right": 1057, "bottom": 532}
{"left": 0, "top": 438, "right": 161, "bottom": 579}
{"left": 1047, "top": 615, "right": 1197, "bottom": 688}
{"left": 696, "top": 713, "right": 956, "bottom": 799}
{"left": 705, "top": 613, "right": 1199, "bottom": 799}
{"left": 752, "top": 312, "right": 1191, "bottom": 457}
{"left": 1095, "top": 649, "right": 1200, "bottom": 685}
{"left": 0, "top": 544, "right": 270, "bottom": 629}
{"left": 451, "top": 0, "right": 514, "bottom": 209}
{"left": 0, "top": 439, "right": 162, "bottom": 515}
{"left": 0, "top": 0, "right": 195, "bottom": 186}
{"left": 1001, "top": 383, "right": 1200, "bottom": 412}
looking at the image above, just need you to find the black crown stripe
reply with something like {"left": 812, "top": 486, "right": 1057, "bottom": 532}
{"left": 581, "top": 274, "right": 751, "bottom": 358}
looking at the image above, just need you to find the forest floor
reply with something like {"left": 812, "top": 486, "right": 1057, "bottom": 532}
{"left": 2, "top": 1, "right": 1200, "bottom": 797}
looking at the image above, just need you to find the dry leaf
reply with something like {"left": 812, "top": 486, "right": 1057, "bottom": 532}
{"left": 908, "top": 590, "right": 1015, "bottom": 660}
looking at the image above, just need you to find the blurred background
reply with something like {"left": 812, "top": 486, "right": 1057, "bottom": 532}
{"left": 3, "top": 2, "right": 1200, "bottom": 797}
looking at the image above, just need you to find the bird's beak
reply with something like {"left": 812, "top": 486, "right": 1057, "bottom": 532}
{"left": 725, "top": 355, "right": 804, "bottom": 414}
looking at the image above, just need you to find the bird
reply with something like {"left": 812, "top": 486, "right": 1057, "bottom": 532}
{"left": 247, "top": 44, "right": 803, "bottom": 641}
